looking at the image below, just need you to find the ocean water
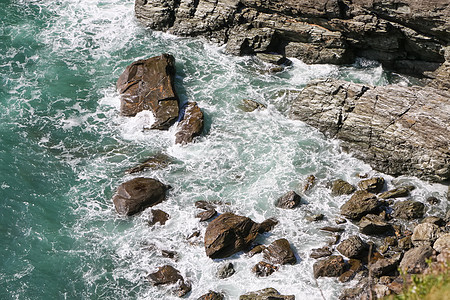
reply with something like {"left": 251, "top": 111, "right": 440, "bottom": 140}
{"left": 0, "top": 1, "right": 447, "bottom": 299}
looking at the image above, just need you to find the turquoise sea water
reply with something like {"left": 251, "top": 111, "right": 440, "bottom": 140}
{"left": 1, "top": 1, "right": 447, "bottom": 299}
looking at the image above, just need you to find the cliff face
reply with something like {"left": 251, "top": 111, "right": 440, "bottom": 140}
{"left": 135, "top": 0, "right": 450, "bottom": 75}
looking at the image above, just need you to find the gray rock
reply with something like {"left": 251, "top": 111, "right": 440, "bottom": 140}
{"left": 337, "top": 235, "right": 368, "bottom": 258}
{"left": 239, "top": 288, "right": 295, "bottom": 300}
{"left": 117, "top": 54, "right": 179, "bottom": 129}
{"left": 112, "top": 177, "right": 169, "bottom": 216}
{"left": 433, "top": 233, "right": 450, "bottom": 253}
{"left": 217, "top": 262, "right": 235, "bottom": 279}
{"left": 398, "top": 236, "right": 413, "bottom": 250}
{"left": 289, "top": 79, "right": 450, "bottom": 182}
{"left": 331, "top": 179, "right": 356, "bottom": 196}
{"left": 411, "top": 223, "right": 440, "bottom": 246}
{"left": 358, "top": 177, "right": 385, "bottom": 193}
{"left": 313, "top": 255, "right": 347, "bottom": 278}
{"left": 421, "top": 216, "right": 445, "bottom": 226}
{"left": 175, "top": 102, "right": 204, "bottom": 145}
{"left": 340, "top": 190, "right": 380, "bottom": 220}
{"left": 399, "top": 245, "right": 433, "bottom": 274}
{"left": 275, "top": 191, "right": 301, "bottom": 209}
{"left": 392, "top": 200, "right": 425, "bottom": 220}
{"left": 359, "top": 214, "right": 393, "bottom": 235}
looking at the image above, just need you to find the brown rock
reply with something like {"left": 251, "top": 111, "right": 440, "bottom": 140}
{"left": 247, "top": 245, "right": 266, "bottom": 257}
{"left": 399, "top": 245, "right": 433, "bottom": 274}
{"left": 263, "top": 238, "right": 297, "bottom": 265}
{"left": 197, "top": 291, "right": 224, "bottom": 300}
{"left": 147, "top": 265, "right": 191, "bottom": 297}
{"left": 369, "top": 255, "right": 402, "bottom": 277}
{"left": 117, "top": 54, "right": 179, "bottom": 129}
{"left": 241, "top": 99, "right": 266, "bottom": 112}
{"left": 204, "top": 213, "right": 260, "bottom": 259}
{"left": 195, "top": 200, "right": 216, "bottom": 210}
{"left": 196, "top": 209, "right": 217, "bottom": 222}
{"left": 148, "top": 209, "right": 169, "bottom": 226}
{"left": 257, "top": 218, "right": 279, "bottom": 233}
{"left": 303, "top": 175, "right": 316, "bottom": 193}
{"left": 310, "top": 246, "right": 332, "bottom": 259}
{"left": 313, "top": 255, "right": 347, "bottom": 278}
{"left": 392, "top": 200, "right": 425, "bottom": 220}
{"left": 411, "top": 223, "right": 440, "bottom": 246}
{"left": 175, "top": 101, "right": 204, "bottom": 145}
{"left": 252, "top": 261, "right": 278, "bottom": 277}
{"left": 239, "top": 288, "right": 294, "bottom": 300}
{"left": 379, "top": 187, "right": 411, "bottom": 199}
{"left": 337, "top": 235, "right": 368, "bottom": 258}
{"left": 126, "top": 153, "right": 172, "bottom": 174}
{"left": 112, "top": 177, "right": 169, "bottom": 216}
{"left": 340, "top": 190, "right": 380, "bottom": 220}
{"left": 358, "top": 177, "right": 385, "bottom": 193}
{"left": 275, "top": 191, "right": 301, "bottom": 209}
{"left": 320, "top": 226, "right": 345, "bottom": 233}
{"left": 331, "top": 179, "right": 356, "bottom": 196}
{"left": 359, "top": 214, "right": 393, "bottom": 235}
{"left": 339, "top": 259, "right": 363, "bottom": 282}
{"left": 433, "top": 233, "right": 450, "bottom": 253}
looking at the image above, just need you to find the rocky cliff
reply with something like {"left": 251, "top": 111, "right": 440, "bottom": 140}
{"left": 135, "top": 0, "right": 450, "bottom": 76}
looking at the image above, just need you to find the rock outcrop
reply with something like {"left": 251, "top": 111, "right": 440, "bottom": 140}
{"left": 289, "top": 79, "right": 450, "bottom": 182}
{"left": 117, "top": 54, "right": 179, "bottom": 130}
{"left": 135, "top": 0, "right": 450, "bottom": 76}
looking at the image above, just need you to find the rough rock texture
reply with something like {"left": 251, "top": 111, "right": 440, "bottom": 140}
{"left": 239, "top": 288, "right": 295, "bottom": 300}
{"left": 359, "top": 214, "right": 393, "bottom": 235}
{"left": 175, "top": 101, "right": 204, "bottom": 145}
{"left": 358, "top": 177, "right": 385, "bottom": 193}
{"left": 331, "top": 179, "right": 356, "bottom": 196}
{"left": 204, "top": 212, "right": 261, "bottom": 258}
{"left": 378, "top": 186, "right": 411, "bottom": 199}
{"left": 392, "top": 200, "right": 425, "bottom": 220}
{"left": 196, "top": 209, "right": 217, "bottom": 222}
{"left": 126, "top": 153, "right": 172, "bottom": 174}
{"left": 197, "top": 291, "right": 224, "bottom": 300}
{"left": 369, "top": 255, "right": 401, "bottom": 277}
{"left": 411, "top": 223, "right": 440, "bottom": 246}
{"left": 252, "top": 261, "right": 278, "bottom": 277}
{"left": 263, "top": 238, "right": 297, "bottom": 265}
{"left": 135, "top": 0, "right": 450, "bottom": 76}
{"left": 313, "top": 255, "right": 347, "bottom": 278}
{"left": 148, "top": 209, "right": 170, "bottom": 226}
{"left": 310, "top": 246, "right": 332, "bottom": 259}
{"left": 147, "top": 265, "right": 191, "bottom": 297}
{"left": 241, "top": 99, "right": 266, "bottom": 112}
{"left": 340, "top": 190, "right": 380, "bottom": 220}
{"left": 289, "top": 79, "right": 450, "bottom": 182}
{"left": 433, "top": 233, "right": 450, "bottom": 253}
{"left": 337, "top": 235, "right": 368, "bottom": 258}
{"left": 117, "top": 54, "right": 179, "bottom": 129}
{"left": 275, "top": 191, "right": 301, "bottom": 209}
{"left": 112, "top": 177, "right": 169, "bottom": 216}
{"left": 217, "top": 262, "right": 235, "bottom": 279}
{"left": 399, "top": 245, "right": 433, "bottom": 274}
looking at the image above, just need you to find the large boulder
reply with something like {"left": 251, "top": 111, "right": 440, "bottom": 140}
{"left": 263, "top": 238, "right": 297, "bottom": 265}
{"left": 340, "top": 190, "right": 380, "bottom": 220}
{"left": 289, "top": 79, "right": 450, "bottom": 182}
{"left": 204, "top": 213, "right": 261, "bottom": 259}
{"left": 112, "top": 177, "right": 169, "bottom": 216}
{"left": 175, "top": 101, "right": 204, "bottom": 145}
{"left": 433, "top": 233, "right": 450, "bottom": 253}
{"left": 116, "top": 54, "right": 179, "bottom": 130}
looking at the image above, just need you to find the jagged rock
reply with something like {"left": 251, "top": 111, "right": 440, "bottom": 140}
{"left": 398, "top": 236, "right": 413, "bottom": 250}
{"left": 239, "top": 288, "right": 295, "bottom": 300}
{"left": 392, "top": 200, "right": 425, "bottom": 220}
{"left": 399, "top": 245, "right": 433, "bottom": 274}
{"left": 411, "top": 223, "right": 440, "bottom": 246}
{"left": 310, "top": 246, "right": 332, "bottom": 259}
{"left": 257, "top": 218, "right": 279, "bottom": 233}
{"left": 339, "top": 259, "right": 363, "bottom": 282}
{"left": 275, "top": 191, "right": 301, "bottom": 209}
{"left": 112, "top": 177, "right": 169, "bottom": 216}
{"left": 204, "top": 212, "right": 261, "bottom": 258}
{"left": 195, "top": 200, "right": 216, "bottom": 210}
{"left": 241, "top": 99, "right": 266, "bottom": 112}
{"left": 148, "top": 209, "right": 170, "bottom": 226}
{"left": 289, "top": 79, "right": 450, "bottom": 182}
{"left": 217, "top": 262, "right": 235, "bottom": 279}
{"left": 433, "top": 233, "right": 450, "bottom": 253}
{"left": 359, "top": 214, "right": 393, "bottom": 235}
{"left": 340, "top": 190, "right": 380, "bottom": 220}
{"left": 303, "top": 175, "right": 316, "bottom": 193}
{"left": 369, "top": 254, "right": 402, "bottom": 277}
{"left": 196, "top": 209, "right": 217, "bottom": 222}
{"left": 358, "top": 177, "right": 385, "bottom": 193}
{"left": 337, "top": 235, "right": 368, "bottom": 258}
{"left": 263, "top": 238, "right": 297, "bottom": 265}
{"left": 147, "top": 265, "right": 191, "bottom": 297}
{"left": 117, "top": 54, "right": 179, "bottom": 129}
{"left": 175, "top": 102, "right": 204, "bottom": 145}
{"left": 197, "top": 291, "right": 224, "bottom": 300}
{"left": 126, "top": 153, "right": 172, "bottom": 174}
{"left": 331, "top": 179, "right": 356, "bottom": 196}
{"left": 379, "top": 186, "right": 411, "bottom": 199}
{"left": 252, "top": 261, "right": 278, "bottom": 277}
{"left": 248, "top": 245, "right": 266, "bottom": 257}
{"left": 313, "top": 255, "right": 347, "bottom": 278}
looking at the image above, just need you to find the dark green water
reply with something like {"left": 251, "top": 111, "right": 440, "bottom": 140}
{"left": 1, "top": 1, "right": 447, "bottom": 299}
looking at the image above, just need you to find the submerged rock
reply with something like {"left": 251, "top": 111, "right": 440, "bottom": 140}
{"left": 126, "top": 153, "right": 172, "bottom": 174}
{"left": 112, "top": 177, "right": 169, "bottom": 216}
{"left": 117, "top": 54, "right": 179, "bottom": 130}
{"left": 175, "top": 101, "right": 204, "bottom": 145}
{"left": 275, "top": 191, "right": 301, "bottom": 209}
{"left": 303, "top": 175, "right": 316, "bottom": 193}
{"left": 239, "top": 288, "right": 294, "bottom": 300}
{"left": 217, "top": 262, "right": 235, "bottom": 279}
{"left": 241, "top": 99, "right": 266, "bottom": 112}
{"left": 340, "top": 190, "right": 380, "bottom": 220}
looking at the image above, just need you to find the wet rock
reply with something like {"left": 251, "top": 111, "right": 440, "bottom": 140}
{"left": 358, "top": 177, "right": 385, "bottom": 193}
{"left": 196, "top": 209, "right": 217, "bottom": 222}
{"left": 275, "top": 191, "right": 301, "bottom": 209}
{"left": 197, "top": 291, "right": 224, "bottom": 300}
{"left": 313, "top": 255, "right": 347, "bottom": 278}
{"left": 126, "top": 153, "right": 172, "bottom": 174}
{"left": 392, "top": 200, "right": 425, "bottom": 220}
{"left": 148, "top": 209, "right": 169, "bottom": 226}
{"left": 217, "top": 262, "right": 235, "bottom": 279}
{"left": 241, "top": 99, "right": 266, "bottom": 112}
{"left": 175, "top": 101, "right": 204, "bottom": 145}
{"left": 303, "top": 175, "right": 316, "bottom": 193}
{"left": 263, "top": 238, "right": 297, "bottom": 265}
{"left": 195, "top": 200, "right": 216, "bottom": 211}
{"left": 379, "top": 186, "right": 411, "bottom": 199}
{"left": 369, "top": 254, "right": 402, "bottom": 277}
{"left": 289, "top": 79, "right": 450, "bottom": 182}
{"left": 239, "top": 288, "right": 294, "bottom": 300}
{"left": 117, "top": 54, "right": 179, "bottom": 129}
{"left": 257, "top": 218, "right": 279, "bottom": 233}
{"left": 310, "top": 246, "right": 332, "bottom": 259}
{"left": 248, "top": 245, "right": 266, "bottom": 257}
{"left": 112, "top": 177, "right": 169, "bottom": 216}
{"left": 340, "top": 190, "right": 380, "bottom": 220}
{"left": 339, "top": 259, "right": 363, "bottom": 282}
{"left": 204, "top": 212, "right": 260, "bottom": 259}
{"left": 359, "top": 214, "right": 393, "bottom": 235}
{"left": 426, "top": 196, "right": 441, "bottom": 205}
{"left": 433, "top": 233, "right": 450, "bottom": 253}
{"left": 331, "top": 179, "right": 356, "bottom": 196}
{"left": 399, "top": 245, "right": 433, "bottom": 274}
{"left": 337, "top": 235, "right": 368, "bottom": 258}
{"left": 147, "top": 265, "right": 191, "bottom": 297}
{"left": 161, "top": 249, "right": 177, "bottom": 260}
{"left": 256, "top": 53, "right": 291, "bottom": 65}
{"left": 252, "top": 261, "right": 278, "bottom": 277}
{"left": 411, "top": 223, "right": 440, "bottom": 246}
{"left": 187, "top": 230, "right": 201, "bottom": 240}
{"left": 305, "top": 213, "right": 324, "bottom": 222}
{"left": 320, "top": 226, "right": 344, "bottom": 233}
{"left": 335, "top": 218, "right": 347, "bottom": 224}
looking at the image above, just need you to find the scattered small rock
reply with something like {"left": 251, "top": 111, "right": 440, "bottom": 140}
{"left": 335, "top": 218, "right": 347, "bottom": 224}
{"left": 255, "top": 53, "right": 291, "bottom": 65}
{"left": 303, "top": 175, "right": 316, "bottom": 193}
{"left": 398, "top": 236, "right": 413, "bottom": 250}
{"left": 252, "top": 261, "right": 278, "bottom": 277}
{"left": 313, "top": 255, "right": 347, "bottom": 278}
{"left": 337, "top": 235, "right": 368, "bottom": 258}
{"left": 306, "top": 213, "right": 324, "bottom": 222}
{"left": 148, "top": 209, "right": 170, "bottom": 226}
{"left": 320, "top": 226, "right": 345, "bottom": 233}
{"left": 421, "top": 216, "right": 445, "bottom": 226}
{"left": 126, "top": 153, "right": 172, "bottom": 174}
{"left": 358, "top": 177, "right": 385, "bottom": 193}
{"left": 411, "top": 223, "right": 440, "bottom": 246}
{"left": 247, "top": 244, "right": 266, "bottom": 257}
{"left": 241, "top": 99, "right": 266, "bottom": 112}
{"left": 426, "top": 196, "right": 440, "bottom": 205}
{"left": 275, "top": 191, "right": 301, "bottom": 209}
{"left": 217, "top": 262, "right": 235, "bottom": 279}
{"left": 331, "top": 179, "right": 356, "bottom": 196}
{"left": 195, "top": 200, "right": 216, "bottom": 210}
